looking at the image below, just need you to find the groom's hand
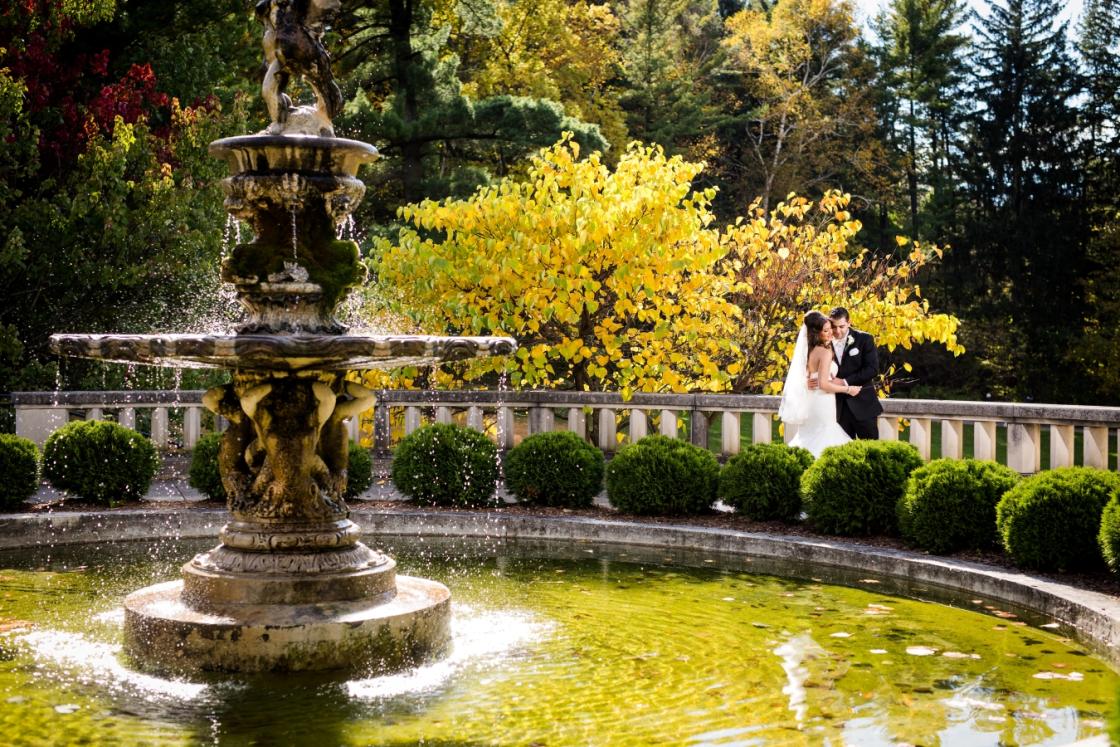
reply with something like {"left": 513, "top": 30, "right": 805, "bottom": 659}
{"left": 807, "top": 376, "right": 819, "bottom": 390}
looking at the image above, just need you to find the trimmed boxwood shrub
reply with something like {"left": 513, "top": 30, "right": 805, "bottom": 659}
{"left": 1099, "top": 495, "right": 1120, "bottom": 573}
{"left": 504, "top": 431, "right": 604, "bottom": 508}
{"left": 801, "top": 440, "right": 924, "bottom": 536}
{"left": 996, "top": 467, "right": 1120, "bottom": 572}
{"left": 0, "top": 434, "right": 40, "bottom": 508}
{"left": 605, "top": 435, "right": 719, "bottom": 516}
{"left": 188, "top": 432, "right": 226, "bottom": 501}
{"left": 897, "top": 459, "right": 1020, "bottom": 554}
{"left": 345, "top": 441, "right": 374, "bottom": 498}
{"left": 718, "top": 443, "right": 813, "bottom": 522}
{"left": 391, "top": 423, "right": 499, "bottom": 507}
{"left": 42, "top": 420, "right": 159, "bottom": 505}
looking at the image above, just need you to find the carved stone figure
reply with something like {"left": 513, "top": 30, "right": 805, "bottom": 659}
{"left": 256, "top": 0, "right": 344, "bottom": 136}
{"left": 318, "top": 380, "right": 375, "bottom": 495}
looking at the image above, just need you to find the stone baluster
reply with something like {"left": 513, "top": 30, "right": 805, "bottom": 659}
{"left": 119, "top": 407, "right": 136, "bottom": 430}
{"left": 150, "top": 407, "right": 169, "bottom": 448}
{"left": 497, "top": 407, "right": 516, "bottom": 450}
{"left": 877, "top": 417, "right": 898, "bottom": 440}
{"left": 373, "top": 403, "right": 391, "bottom": 452}
{"left": 1006, "top": 422, "right": 1040, "bottom": 474}
{"left": 659, "top": 410, "right": 678, "bottom": 438}
{"left": 567, "top": 408, "right": 587, "bottom": 440}
{"left": 184, "top": 406, "right": 202, "bottom": 448}
{"left": 467, "top": 406, "right": 485, "bottom": 432}
{"left": 88, "top": 407, "right": 103, "bottom": 422}
{"left": 1084, "top": 426, "right": 1110, "bottom": 470}
{"left": 940, "top": 419, "right": 964, "bottom": 460}
{"left": 404, "top": 406, "right": 421, "bottom": 435}
{"left": 721, "top": 411, "right": 741, "bottom": 456}
{"left": 599, "top": 409, "right": 618, "bottom": 452}
{"left": 629, "top": 409, "right": 648, "bottom": 442}
{"left": 973, "top": 421, "right": 998, "bottom": 461}
{"left": 15, "top": 406, "right": 68, "bottom": 446}
{"left": 347, "top": 409, "right": 361, "bottom": 442}
{"left": 908, "top": 417, "right": 932, "bottom": 460}
{"left": 435, "top": 406, "right": 453, "bottom": 425}
{"left": 689, "top": 410, "right": 708, "bottom": 448}
{"left": 529, "top": 406, "right": 554, "bottom": 435}
{"left": 1049, "top": 424, "right": 1075, "bottom": 469}
{"left": 783, "top": 422, "right": 798, "bottom": 445}
{"left": 752, "top": 412, "right": 772, "bottom": 444}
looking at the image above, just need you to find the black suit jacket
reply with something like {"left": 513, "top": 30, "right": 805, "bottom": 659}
{"left": 834, "top": 328, "right": 883, "bottom": 422}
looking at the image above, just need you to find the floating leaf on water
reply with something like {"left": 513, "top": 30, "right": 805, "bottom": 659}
{"left": 906, "top": 646, "right": 938, "bottom": 656}
{"left": 751, "top": 622, "right": 769, "bottom": 628}
{"left": 858, "top": 579, "right": 880, "bottom": 585}
{"left": 722, "top": 597, "right": 735, "bottom": 602}
{"left": 1040, "top": 622, "right": 1061, "bottom": 629}
{"left": 830, "top": 632, "right": 852, "bottom": 638}
{"left": 869, "top": 649, "right": 888, "bottom": 655}
{"left": 942, "top": 651, "right": 980, "bottom": 659}
{"left": 1033, "top": 671, "right": 1084, "bottom": 681}
{"left": 971, "top": 599, "right": 984, "bottom": 605}
{"left": 54, "top": 704, "right": 79, "bottom": 714}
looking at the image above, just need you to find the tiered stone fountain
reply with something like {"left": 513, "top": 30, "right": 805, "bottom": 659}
{"left": 49, "top": 1, "right": 514, "bottom": 674}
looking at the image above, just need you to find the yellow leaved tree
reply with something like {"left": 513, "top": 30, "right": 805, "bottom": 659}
{"left": 374, "top": 136, "right": 743, "bottom": 396}
{"left": 720, "top": 190, "right": 964, "bottom": 393}
{"left": 374, "top": 137, "right": 962, "bottom": 396}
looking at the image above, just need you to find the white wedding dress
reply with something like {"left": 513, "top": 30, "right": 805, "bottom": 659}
{"left": 778, "top": 325, "right": 852, "bottom": 458}
{"left": 788, "top": 360, "right": 851, "bottom": 457}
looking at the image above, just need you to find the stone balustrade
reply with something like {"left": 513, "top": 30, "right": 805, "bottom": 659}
{"left": 10, "top": 390, "right": 1119, "bottom": 474}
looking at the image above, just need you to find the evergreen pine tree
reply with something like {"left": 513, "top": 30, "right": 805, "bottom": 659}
{"left": 944, "top": 0, "right": 1085, "bottom": 400}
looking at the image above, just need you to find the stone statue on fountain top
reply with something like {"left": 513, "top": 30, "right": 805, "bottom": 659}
{"left": 257, "top": 0, "right": 344, "bottom": 137}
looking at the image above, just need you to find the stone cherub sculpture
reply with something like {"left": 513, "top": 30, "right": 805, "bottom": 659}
{"left": 203, "top": 377, "right": 375, "bottom": 520}
{"left": 256, "top": 0, "right": 345, "bottom": 136}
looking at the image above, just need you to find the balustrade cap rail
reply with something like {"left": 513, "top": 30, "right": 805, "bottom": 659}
{"left": 10, "top": 390, "right": 206, "bottom": 407}
{"left": 9, "top": 389, "right": 1120, "bottom": 426}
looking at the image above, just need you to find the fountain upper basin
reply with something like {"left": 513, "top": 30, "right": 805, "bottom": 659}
{"left": 49, "top": 333, "right": 517, "bottom": 372}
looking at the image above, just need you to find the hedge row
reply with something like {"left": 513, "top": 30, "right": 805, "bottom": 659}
{"left": 15, "top": 417, "right": 1120, "bottom": 577}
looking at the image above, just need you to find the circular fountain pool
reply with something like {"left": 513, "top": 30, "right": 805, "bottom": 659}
{"left": 0, "top": 535, "right": 1114, "bottom": 746}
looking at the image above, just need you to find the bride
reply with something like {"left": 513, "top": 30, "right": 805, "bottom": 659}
{"left": 778, "top": 311, "right": 860, "bottom": 457}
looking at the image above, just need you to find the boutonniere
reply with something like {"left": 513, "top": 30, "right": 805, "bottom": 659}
{"left": 844, "top": 335, "right": 854, "bottom": 347}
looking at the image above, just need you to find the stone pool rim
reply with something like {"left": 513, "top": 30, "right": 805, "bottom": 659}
{"left": 3, "top": 506, "right": 1119, "bottom": 670}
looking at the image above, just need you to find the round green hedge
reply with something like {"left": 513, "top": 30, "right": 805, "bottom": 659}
{"left": 391, "top": 423, "right": 499, "bottom": 507}
{"left": 345, "top": 441, "right": 374, "bottom": 499}
{"left": 718, "top": 443, "right": 813, "bottom": 522}
{"left": 188, "top": 432, "right": 226, "bottom": 501}
{"left": 1099, "top": 495, "right": 1120, "bottom": 573}
{"left": 800, "top": 440, "right": 924, "bottom": 536}
{"left": 605, "top": 435, "right": 719, "bottom": 516}
{"left": 897, "top": 459, "right": 1020, "bottom": 554}
{"left": 0, "top": 434, "right": 40, "bottom": 508}
{"left": 42, "top": 420, "right": 159, "bottom": 505}
{"left": 504, "top": 431, "right": 604, "bottom": 508}
{"left": 996, "top": 467, "right": 1120, "bottom": 572}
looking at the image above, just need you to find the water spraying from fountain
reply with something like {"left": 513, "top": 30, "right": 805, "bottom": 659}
{"left": 47, "top": 0, "right": 515, "bottom": 674}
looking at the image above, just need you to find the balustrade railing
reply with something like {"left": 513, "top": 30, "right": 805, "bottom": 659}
{"left": 10, "top": 390, "right": 1119, "bottom": 474}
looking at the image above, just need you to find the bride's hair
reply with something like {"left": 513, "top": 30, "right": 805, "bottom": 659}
{"left": 803, "top": 311, "right": 831, "bottom": 347}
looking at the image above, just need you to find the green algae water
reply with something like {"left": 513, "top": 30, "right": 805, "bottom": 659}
{"left": 0, "top": 536, "right": 1115, "bottom": 746}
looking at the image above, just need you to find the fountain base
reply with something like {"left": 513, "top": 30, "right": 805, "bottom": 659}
{"left": 122, "top": 575, "right": 451, "bottom": 674}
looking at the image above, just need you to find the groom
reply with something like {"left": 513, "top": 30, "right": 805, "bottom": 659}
{"left": 811, "top": 307, "right": 882, "bottom": 439}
